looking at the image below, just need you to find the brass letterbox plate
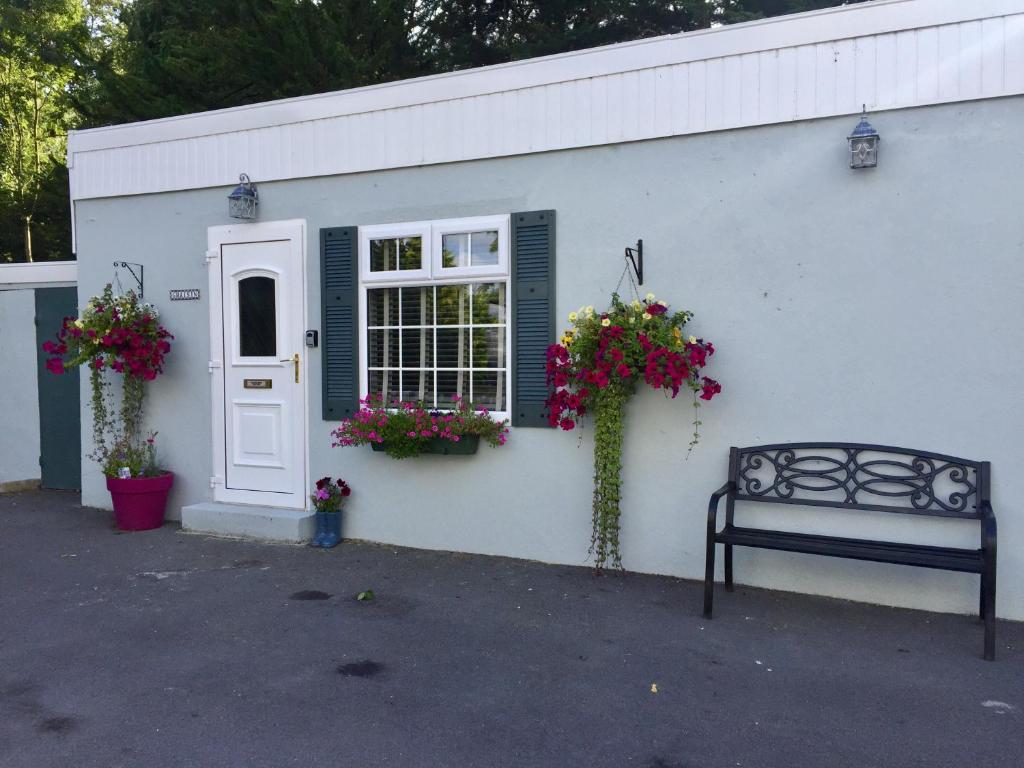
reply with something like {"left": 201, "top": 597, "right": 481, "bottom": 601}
{"left": 244, "top": 378, "right": 273, "bottom": 389}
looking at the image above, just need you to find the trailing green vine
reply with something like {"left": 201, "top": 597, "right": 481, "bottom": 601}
{"left": 546, "top": 293, "right": 721, "bottom": 572}
{"left": 591, "top": 385, "right": 627, "bottom": 570}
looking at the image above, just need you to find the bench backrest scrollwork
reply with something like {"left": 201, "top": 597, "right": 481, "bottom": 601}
{"left": 729, "top": 443, "right": 989, "bottom": 519}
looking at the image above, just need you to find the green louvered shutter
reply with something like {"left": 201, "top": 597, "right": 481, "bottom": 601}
{"left": 511, "top": 210, "right": 555, "bottom": 427}
{"left": 321, "top": 226, "right": 359, "bottom": 420}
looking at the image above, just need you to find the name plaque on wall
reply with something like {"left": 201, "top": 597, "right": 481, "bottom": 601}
{"left": 243, "top": 379, "right": 273, "bottom": 389}
{"left": 170, "top": 289, "right": 201, "bottom": 301}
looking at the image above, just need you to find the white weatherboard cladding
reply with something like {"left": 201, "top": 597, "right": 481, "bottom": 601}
{"left": 67, "top": 0, "right": 1024, "bottom": 203}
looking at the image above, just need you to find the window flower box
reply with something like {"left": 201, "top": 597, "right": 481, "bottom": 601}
{"left": 333, "top": 395, "right": 507, "bottom": 460}
{"left": 370, "top": 434, "right": 480, "bottom": 456}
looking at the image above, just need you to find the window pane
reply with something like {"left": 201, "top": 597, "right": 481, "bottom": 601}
{"left": 367, "top": 287, "right": 399, "bottom": 327}
{"left": 436, "top": 284, "right": 469, "bottom": 325}
{"left": 401, "top": 370, "right": 433, "bottom": 405}
{"left": 370, "top": 236, "right": 422, "bottom": 272}
{"left": 471, "top": 283, "right": 505, "bottom": 324}
{"left": 470, "top": 231, "right": 499, "bottom": 266}
{"left": 367, "top": 370, "right": 400, "bottom": 407}
{"left": 400, "top": 286, "right": 432, "bottom": 327}
{"left": 436, "top": 327, "right": 470, "bottom": 369}
{"left": 436, "top": 370, "right": 467, "bottom": 407}
{"left": 471, "top": 327, "right": 505, "bottom": 369}
{"left": 398, "top": 237, "right": 422, "bottom": 270}
{"left": 367, "top": 329, "right": 399, "bottom": 368}
{"left": 401, "top": 328, "right": 433, "bottom": 370}
{"left": 441, "top": 233, "right": 470, "bottom": 268}
{"left": 370, "top": 239, "right": 394, "bottom": 272}
{"left": 472, "top": 371, "right": 504, "bottom": 412}
{"left": 238, "top": 276, "right": 276, "bottom": 357}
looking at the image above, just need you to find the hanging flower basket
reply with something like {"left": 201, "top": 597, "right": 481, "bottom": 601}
{"left": 546, "top": 292, "right": 721, "bottom": 572}
{"left": 42, "top": 284, "right": 175, "bottom": 530}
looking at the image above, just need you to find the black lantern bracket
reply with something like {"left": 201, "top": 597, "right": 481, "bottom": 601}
{"left": 624, "top": 239, "right": 644, "bottom": 286}
{"left": 113, "top": 261, "right": 144, "bottom": 298}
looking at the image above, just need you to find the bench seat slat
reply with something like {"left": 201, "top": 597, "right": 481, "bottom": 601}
{"left": 716, "top": 525, "right": 984, "bottom": 573}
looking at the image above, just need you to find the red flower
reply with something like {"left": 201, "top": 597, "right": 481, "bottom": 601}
{"left": 45, "top": 358, "right": 64, "bottom": 375}
{"left": 700, "top": 378, "right": 722, "bottom": 401}
{"left": 646, "top": 302, "right": 667, "bottom": 316}
{"left": 559, "top": 418, "right": 576, "bottom": 431}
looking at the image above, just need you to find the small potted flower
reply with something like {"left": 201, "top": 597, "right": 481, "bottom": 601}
{"left": 104, "top": 432, "right": 174, "bottom": 531}
{"left": 310, "top": 477, "right": 351, "bottom": 548}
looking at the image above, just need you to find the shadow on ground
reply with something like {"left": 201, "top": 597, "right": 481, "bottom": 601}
{"left": 1, "top": 491, "right": 1021, "bottom": 768}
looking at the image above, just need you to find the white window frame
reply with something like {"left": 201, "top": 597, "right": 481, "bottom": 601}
{"left": 431, "top": 215, "right": 510, "bottom": 279}
{"left": 359, "top": 220, "right": 432, "bottom": 283}
{"left": 358, "top": 214, "right": 512, "bottom": 418}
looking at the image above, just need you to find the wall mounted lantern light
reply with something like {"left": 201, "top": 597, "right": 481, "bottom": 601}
{"left": 228, "top": 173, "right": 259, "bottom": 219}
{"left": 847, "top": 106, "right": 880, "bottom": 169}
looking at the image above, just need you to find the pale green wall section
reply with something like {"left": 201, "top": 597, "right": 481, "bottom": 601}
{"left": 75, "top": 97, "right": 1024, "bottom": 619}
{"left": 0, "top": 288, "right": 41, "bottom": 485}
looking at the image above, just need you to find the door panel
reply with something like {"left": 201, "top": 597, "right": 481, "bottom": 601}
{"left": 35, "top": 287, "right": 81, "bottom": 491}
{"left": 220, "top": 237, "right": 305, "bottom": 503}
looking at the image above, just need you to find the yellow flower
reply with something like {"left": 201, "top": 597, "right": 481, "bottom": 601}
{"left": 689, "top": 335, "right": 697, "bottom": 345}
{"left": 645, "top": 292, "right": 655, "bottom": 302}
{"left": 601, "top": 318, "right": 611, "bottom": 327}
{"left": 631, "top": 300, "right": 642, "bottom": 310}
{"left": 658, "top": 300, "right": 668, "bottom": 307}
{"left": 629, "top": 317, "right": 636, "bottom": 324}
{"left": 585, "top": 305, "right": 594, "bottom": 315}
{"left": 568, "top": 311, "right": 578, "bottom": 322}
{"left": 642, "top": 312, "right": 652, "bottom": 321}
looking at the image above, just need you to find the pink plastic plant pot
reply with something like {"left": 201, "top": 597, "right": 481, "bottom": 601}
{"left": 105, "top": 472, "right": 174, "bottom": 531}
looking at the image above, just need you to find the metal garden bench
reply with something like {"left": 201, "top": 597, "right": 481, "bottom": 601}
{"left": 703, "top": 443, "right": 998, "bottom": 660}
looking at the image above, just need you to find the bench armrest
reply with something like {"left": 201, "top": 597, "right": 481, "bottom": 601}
{"left": 707, "top": 481, "right": 735, "bottom": 533}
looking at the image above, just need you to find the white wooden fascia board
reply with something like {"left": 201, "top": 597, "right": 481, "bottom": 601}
{"left": 0, "top": 261, "right": 78, "bottom": 287}
{"left": 67, "top": 0, "right": 1023, "bottom": 155}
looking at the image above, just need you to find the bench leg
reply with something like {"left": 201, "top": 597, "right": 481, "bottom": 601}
{"left": 979, "top": 573, "right": 986, "bottom": 622}
{"left": 725, "top": 545, "right": 734, "bottom": 592}
{"left": 703, "top": 539, "right": 716, "bottom": 619}
{"left": 983, "top": 566, "right": 996, "bottom": 661}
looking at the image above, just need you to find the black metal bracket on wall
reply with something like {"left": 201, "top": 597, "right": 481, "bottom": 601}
{"left": 113, "top": 261, "right": 144, "bottom": 298}
{"left": 625, "top": 239, "right": 643, "bottom": 286}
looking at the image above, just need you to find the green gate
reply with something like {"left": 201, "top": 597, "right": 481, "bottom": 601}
{"left": 34, "top": 287, "right": 81, "bottom": 490}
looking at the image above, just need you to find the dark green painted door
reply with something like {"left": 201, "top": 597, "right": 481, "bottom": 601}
{"left": 35, "top": 287, "right": 81, "bottom": 490}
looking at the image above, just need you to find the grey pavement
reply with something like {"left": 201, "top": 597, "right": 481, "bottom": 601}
{"left": 1, "top": 491, "right": 1021, "bottom": 768}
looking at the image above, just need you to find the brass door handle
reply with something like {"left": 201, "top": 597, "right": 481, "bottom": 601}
{"left": 280, "top": 353, "right": 299, "bottom": 383}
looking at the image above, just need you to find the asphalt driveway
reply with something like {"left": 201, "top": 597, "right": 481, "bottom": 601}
{"left": 1, "top": 491, "right": 1021, "bottom": 767}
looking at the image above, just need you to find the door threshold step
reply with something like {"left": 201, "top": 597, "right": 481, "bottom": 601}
{"left": 181, "top": 502, "right": 313, "bottom": 544}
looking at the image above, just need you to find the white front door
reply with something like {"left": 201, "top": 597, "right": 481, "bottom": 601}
{"left": 208, "top": 220, "right": 307, "bottom": 508}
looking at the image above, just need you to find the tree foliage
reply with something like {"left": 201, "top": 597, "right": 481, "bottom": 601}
{"left": 0, "top": 0, "right": 83, "bottom": 262}
{"left": 3, "top": 0, "right": 865, "bottom": 262}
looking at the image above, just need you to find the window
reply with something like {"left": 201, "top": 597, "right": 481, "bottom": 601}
{"left": 359, "top": 215, "right": 510, "bottom": 413}
{"left": 238, "top": 275, "right": 277, "bottom": 357}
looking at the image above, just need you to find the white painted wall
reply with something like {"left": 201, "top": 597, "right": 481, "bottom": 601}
{"left": 0, "top": 289, "right": 41, "bottom": 485}
{"left": 74, "top": 97, "right": 1024, "bottom": 620}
